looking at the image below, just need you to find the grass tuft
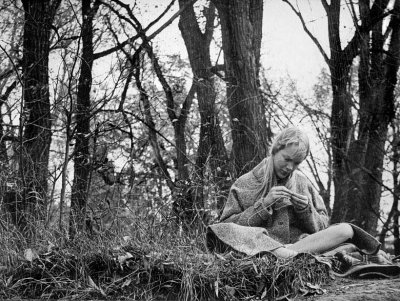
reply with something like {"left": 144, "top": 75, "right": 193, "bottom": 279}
{"left": 0, "top": 220, "right": 331, "bottom": 300}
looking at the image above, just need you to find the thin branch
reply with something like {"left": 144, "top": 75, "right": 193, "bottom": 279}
{"left": 147, "top": 0, "right": 198, "bottom": 40}
{"left": 95, "top": 0, "right": 197, "bottom": 59}
{"left": 143, "top": 42, "right": 177, "bottom": 122}
{"left": 93, "top": 33, "right": 140, "bottom": 60}
{"left": 0, "top": 80, "right": 17, "bottom": 102}
{"left": 110, "top": 0, "right": 142, "bottom": 29}
{"left": 102, "top": 0, "right": 138, "bottom": 29}
{"left": 282, "top": 0, "right": 329, "bottom": 64}
{"left": 50, "top": 35, "right": 81, "bottom": 50}
{"left": 144, "top": 0, "right": 176, "bottom": 32}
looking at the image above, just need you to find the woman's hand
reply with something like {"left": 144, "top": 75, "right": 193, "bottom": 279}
{"left": 262, "top": 186, "right": 292, "bottom": 207}
{"left": 288, "top": 191, "right": 309, "bottom": 210}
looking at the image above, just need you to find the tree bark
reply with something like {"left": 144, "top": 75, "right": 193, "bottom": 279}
{"left": 358, "top": 0, "right": 400, "bottom": 233}
{"left": 18, "top": 0, "right": 60, "bottom": 240}
{"left": 212, "top": 0, "right": 269, "bottom": 177}
{"left": 178, "top": 0, "right": 231, "bottom": 213}
{"left": 330, "top": 0, "right": 398, "bottom": 235}
{"left": 69, "top": 0, "right": 100, "bottom": 238}
{"left": 319, "top": 0, "right": 355, "bottom": 224}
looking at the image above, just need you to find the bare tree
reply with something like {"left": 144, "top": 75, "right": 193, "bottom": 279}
{"left": 15, "top": 0, "right": 61, "bottom": 240}
{"left": 339, "top": 0, "right": 400, "bottom": 234}
{"left": 178, "top": 0, "right": 230, "bottom": 213}
{"left": 285, "top": 0, "right": 400, "bottom": 234}
{"left": 212, "top": 0, "right": 270, "bottom": 176}
{"left": 69, "top": 0, "right": 101, "bottom": 238}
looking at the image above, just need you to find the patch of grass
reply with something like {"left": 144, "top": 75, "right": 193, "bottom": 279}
{"left": 0, "top": 219, "right": 331, "bottom": 300}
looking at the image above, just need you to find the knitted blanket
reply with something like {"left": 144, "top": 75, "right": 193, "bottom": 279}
{"left": 206, "top": 222, "right": 381, "bottom": 256}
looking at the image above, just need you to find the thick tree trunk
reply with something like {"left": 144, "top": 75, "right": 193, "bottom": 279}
{"left": 324, "top": 0, "right": 356, "bottom": 223}
{"left": 213, "top": 0, "right": 269, "bottom": 177}
{"left": 329, "top": 77, "right": 354, "bottom": 222}
{"left": 357, "top": 2, "right": 400, "bottom": 233}
{"left": 178, "top": 0, "right": 231, "bottom": 214}
{"left": 69, "top": 0, "right": 99, "bottom": 238}
{"left": 330, "top": 0, "right": 398, "bottom": 235}
{"left": 18, "top": 0, "right": 60, "bottom": 240}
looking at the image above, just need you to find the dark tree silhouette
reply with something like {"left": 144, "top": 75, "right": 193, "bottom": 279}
{"left": 178, "top": 0, "right": 231, "bottom": 214}
{"left": 13, "top": 0, "right": 61, "bottom": 240}
{"left": 69, "top": 0, "right": 100, "bottom": 237}
{"left": 212, "top": 0, "right": 270, "bottom": 176}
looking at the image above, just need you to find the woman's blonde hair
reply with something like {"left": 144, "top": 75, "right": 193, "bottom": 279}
{"left": 256, "top": 127, "right": 310, "bottom": 199}
{"left": 271, "top": 127, "right": 310, "bottom": 158}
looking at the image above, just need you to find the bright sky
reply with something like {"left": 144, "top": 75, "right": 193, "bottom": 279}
{"left": 138, "top": 0, "right": 333, "bottom": 93}
{"left": 262, "top": 1, "right": 328, "bottom": 90}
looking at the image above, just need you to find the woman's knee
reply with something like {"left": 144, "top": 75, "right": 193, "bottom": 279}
{"left": 332, "top": 223, "right": 354, "bottom": 240}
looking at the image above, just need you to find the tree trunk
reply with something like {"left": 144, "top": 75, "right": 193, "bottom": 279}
{"left": 69, "top": 0, "right": 99, "bottom": 238}
{"left": 359, "top": 1, "right": 400, "bottom": 233}
{"left": 329, "top": 69, "right": 354, "bottom": 223}
{"left": 213, "top": 0, "right": 269, "bottom": 177}
{"left": 18, "top": 0, "right": 60, "bottom": 240}
{"left": 178, "top": 0, "right": 231, "bottom": 214}
{"left": 142, "top": 42, "right": 196, "bottom": 223}
{"left": 318, "top": 0, "right": 355, "bottom": 223}
{"left": 331, "top": 0, "right": 398, "bottom": 235}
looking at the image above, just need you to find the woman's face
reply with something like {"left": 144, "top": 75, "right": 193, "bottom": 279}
{"left": 273, "top": 144, "right": 306, "bottom": 179}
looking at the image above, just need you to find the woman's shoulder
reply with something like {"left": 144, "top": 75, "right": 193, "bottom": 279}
{"left": 251, "top": 157, "right": 269, "bottom": 182}
{"left": 232, "top": 158, "right": 268, "bottom": 188}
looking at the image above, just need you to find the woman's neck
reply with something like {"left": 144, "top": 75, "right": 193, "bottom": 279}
{"left": 276, "top": 173, "right": 292, "bottom": 186}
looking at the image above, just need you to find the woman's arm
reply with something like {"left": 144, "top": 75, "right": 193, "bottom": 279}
{"left": 221, "top": 194, "right": 273, "bottom": 226}
{"left": 219, "top": 174, "right": 274, "bottom": 227}
{"left": 293, "top": 181, "right": 329, "bottom": 233}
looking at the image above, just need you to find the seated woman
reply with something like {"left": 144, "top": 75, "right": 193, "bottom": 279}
{"left": 207, "top": 127, "right": 382, "bottom": 262}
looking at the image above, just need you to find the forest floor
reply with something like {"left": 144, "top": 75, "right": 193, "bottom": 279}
{"left": 300, "top": 276, "right": 400, "bottom": 301}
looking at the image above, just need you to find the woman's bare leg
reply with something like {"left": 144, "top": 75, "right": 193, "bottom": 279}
{"left": 271, "top": 246, "right": 298, "bottom": 258}
{"left": 286, "top": 223, "right": 354, "bottom": 254}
